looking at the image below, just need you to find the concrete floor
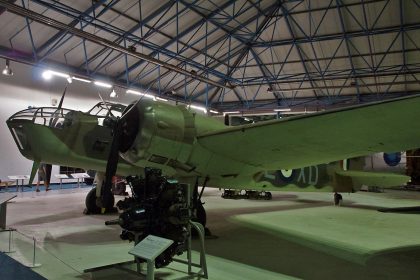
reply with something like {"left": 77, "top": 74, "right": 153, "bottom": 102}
{"left": 1, "top": 186, "right": 420, "bottom": 279}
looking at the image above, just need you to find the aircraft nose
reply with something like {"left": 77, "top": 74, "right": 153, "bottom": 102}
{"left": 7, "top": 117, "right": 36, "bottom": 160}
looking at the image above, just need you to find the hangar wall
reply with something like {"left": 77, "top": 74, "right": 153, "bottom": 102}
{"left": 0, "top": 61, "right": 133, "bottom": 183}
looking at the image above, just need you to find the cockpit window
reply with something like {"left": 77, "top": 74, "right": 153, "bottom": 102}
{"left": 87, "top": 102, "right": 126, "bottom": 118}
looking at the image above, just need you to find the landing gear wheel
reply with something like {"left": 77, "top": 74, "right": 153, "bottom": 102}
{"left": 192, "top": 202, "right": 215, "bottom": 238}
{"left": 84, "top": 187, "right": 115, "bottom": 214}
{"left": 195, "top": 202, "right": 207, "bottom": 227}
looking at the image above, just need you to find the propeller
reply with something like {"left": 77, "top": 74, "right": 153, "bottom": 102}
{"left": 57, "top": 85, "right": 67, "bottom": 110}
{"left": 98, "top": 100, "right": 140, "bottom": 210}
{"left": 49, "top": 86, "right": 68, "bottom": 127}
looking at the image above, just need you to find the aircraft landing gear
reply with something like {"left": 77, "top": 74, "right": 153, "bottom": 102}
{"left": 84, "top": 187, "right": 115, "bottom": 214}
{"left": 222, "top": 189, "right": 272, "bottom": 200}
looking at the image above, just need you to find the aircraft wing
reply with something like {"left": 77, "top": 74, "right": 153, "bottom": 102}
{"left": 198, "top": 95, "right": 420, "bottom": 170}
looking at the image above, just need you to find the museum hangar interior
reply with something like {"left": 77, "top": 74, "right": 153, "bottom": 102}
{"left": 0, "top": 0, "right": 420, "bottom": 279}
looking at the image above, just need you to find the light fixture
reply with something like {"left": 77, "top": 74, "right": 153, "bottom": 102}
{"left": 66, "top": 76, "right": 72, "bottom": 84}
{"left": 273, "top": 108, "right": 291, "bottom": 112}
{"left": 42, "top": 70, "right": 52, "bottom": 80}
{"left": 188, "top": 104, "right": 207, "bottom": 113}
{"left": 72, "top": 76, "right": 91, "bottom": 83}
{"left": 223, "top": 111, "right": 240, "bottom": 116}
{"left": 94, "top": 81, "right": 112, "bottom": 88}
{"left": 156, "top": 97, "right": 168, "bottom": 102}
{"left": 2, "top": 59, "right": 13, "bottom": 76}
{"left": 110, "top": 88, "right": 117, "bottom": 98}
{"left": 209, "top": 110, "right": 219, "bottom": 114}
{"left": 126, "top": 89, "right": 156, "bottom": 100}
{"left": 126, "top": 89, "right": 143, "bottom": 95}
{"left": 42, "top": 70, "right": 70, "bottom": 81}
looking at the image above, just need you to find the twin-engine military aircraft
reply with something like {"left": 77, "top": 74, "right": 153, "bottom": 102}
{"left": 6, "top": 94, "right": 420, "bottom": 213}
{"left": 7, "top": 93, "right": 420, "bottom": 267}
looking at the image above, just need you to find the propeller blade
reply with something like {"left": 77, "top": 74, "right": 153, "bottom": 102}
{"left": 224, "top": 114, "right": 229, "bottom": 126}
{"left": 57, "top": 86, "right": 68, "bottom": 109}
{"left": 103, "top": 117, "right": 123, "bottom": 191}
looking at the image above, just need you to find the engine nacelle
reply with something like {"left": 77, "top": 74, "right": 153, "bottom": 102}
{"left": 118, "top": 100, "right": 197, "bottom": 175}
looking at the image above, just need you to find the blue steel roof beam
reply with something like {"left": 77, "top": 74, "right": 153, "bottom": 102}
{"left": 181, "top": 0, "right": 254, "bottom": 42}
{"left": 8, "top": 6, "right": 48, "bottom": 49}
{"left": 0, "top": 1, "right": 231, "bottom": 89}
{"left": 115, "top": 0, "right": 261, "bottom": 82}
{"left": 306, "top": 0, "right": 336, "bottom": 98}
{"left": 20, "top": 0, "right": 38, "bottom": 61}
{"left": 374, "top": 32, "right": 401, "bottom": 72}
{"left": 117, "top": 1, "right": 246, "bottom": 82}
{"left": 122, "top": 20, "right": 267, "bottom": 96}
{"left": 81, "top": 21, "right": 90, "bottom": 75}
{"left": 193, "top": 3, "right": 282, "bottom": 103}
{"left": 361, "top": 0, "right": 379, "bottom": 94}
{"left": 126, "top": 1, "right": 293, "bottom": 91}
{"left": 160, "top": 36, "right": 232, "bottom": 93}
{"left": 127, "top": 22, "right": 207, "bottom": 86}
{"left": 38, "top": 0, "right": 200, "bottom": 74}
{"left": 41, "top": 0, "right": 124, "bottom": 62}
{"left": 280, "top": 4, "right": 319, "bottom": 99}
{"left": 32, "top": 0, "right": 232, "bottom": 82}
{"left": 251, "top": 23, "right": 420, "bottom": 47}
{"left": 35, "top": 0, "right": 111, "bottom": 55}
{"left": 212, "top": 90, "right": 420, "bottom": 111}
{"left": 400, "top": 0, "right": 408, "bottom": 93}
{"left": 76, "top": 0, "right": 176, "bottom": 68}
{"left": 249, "top": 48, "right": 281, "bottom": 106}
{"left": 336, "top": 0, "right": 361, "bottom": 102}
{"left": 242, "top": 66, "right": 420, "bottom": 85}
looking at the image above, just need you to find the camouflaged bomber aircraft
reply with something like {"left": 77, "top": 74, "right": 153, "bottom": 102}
{"left": 6, "top": 94, "right": 420, "bottom": 217}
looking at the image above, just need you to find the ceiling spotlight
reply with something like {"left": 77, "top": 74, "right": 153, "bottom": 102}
{"left": 2, "top": 59, "right": 13, "bottom": 76}
{"left": 42, "top": 70, "right": 53, "bottom": 80}
{"left": 110, "top": 88, "right": 117, "bottom": 98}
{"left": 66, "top": 76, "right": 72, "bottom": 84}
{"left": 42, "top": 70, "right": 70, "bottom": 80}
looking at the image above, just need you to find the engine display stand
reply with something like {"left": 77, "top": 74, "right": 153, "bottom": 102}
{"left": 84, "top": 182, "right": 208, "bottom": 279}
{"left": 173, "top": 220, "right": 208, "bottom": 278}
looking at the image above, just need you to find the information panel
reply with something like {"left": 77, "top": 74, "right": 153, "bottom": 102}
{"left": 129, "top": 235, "right": 173, "bottom": 261}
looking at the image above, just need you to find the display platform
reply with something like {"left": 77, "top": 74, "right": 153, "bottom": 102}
{"left": 0, "top": 188, "right": 419, "bottom": 279}
{"left": 232, "top": 205, "right": 420, "bottom": 263}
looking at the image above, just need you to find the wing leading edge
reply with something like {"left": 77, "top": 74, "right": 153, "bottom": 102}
{"left": 198, "top": 95, "right": 420, "bottom": 170}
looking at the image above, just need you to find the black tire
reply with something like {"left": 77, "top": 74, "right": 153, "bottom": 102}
{"left": 84, "top": 178, "right": 94, "bottom": 185}
{"left": 195, "top": 202, "right": 207, "bottom": 227}
{"left": 85, "top": 187, "right": 115, "bottom": 214}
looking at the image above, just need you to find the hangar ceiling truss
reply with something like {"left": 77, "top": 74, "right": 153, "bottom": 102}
{"left": 0, "top": 0, "right": 419, "bottom": 112}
